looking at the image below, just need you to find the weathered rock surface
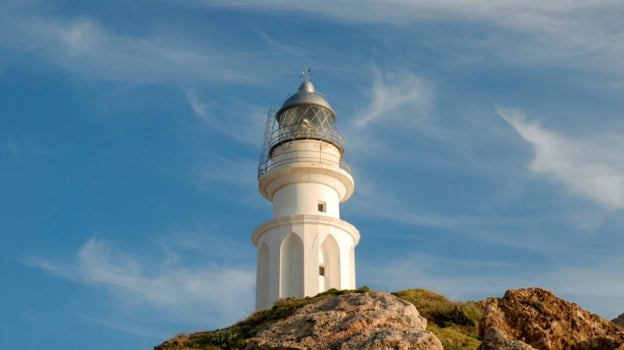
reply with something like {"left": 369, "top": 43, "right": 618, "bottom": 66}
{"left": 245, "top": 291, "right": 443, "bottom": 350}
{"left": 479, "top": 287, "right": 624, "bottom": 350}
{"left": 614, "top": 313, "right": 624, "bottom": 328}
{"left": 481, "top": 327, "right": 537, "bottom": 350}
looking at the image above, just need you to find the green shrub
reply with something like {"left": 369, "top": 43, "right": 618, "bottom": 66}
{"left": 393, "top": 288, "right": 483, "bottom": 350}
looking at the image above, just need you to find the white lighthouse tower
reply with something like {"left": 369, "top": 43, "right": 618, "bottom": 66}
{"left": 252, "top": 69, "right": 360, "bottom": 310}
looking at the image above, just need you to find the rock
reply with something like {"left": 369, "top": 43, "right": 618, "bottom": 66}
{"left": 245, "top": 291, "right": 443, "bottom": 350}
{"left": 614, "top": 313, "right": 624, "bottom": 328}
{"left": 479, "top": 287, "right": 624, "bottom": 350}
{"left": 481, "top": 327, "right": 537, "bottom": 350}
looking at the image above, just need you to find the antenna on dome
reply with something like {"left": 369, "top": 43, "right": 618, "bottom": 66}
{"left": 300, "top": 65, "right": 312, "bottom": 82}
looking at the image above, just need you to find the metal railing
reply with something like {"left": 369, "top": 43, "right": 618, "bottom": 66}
{"left": 258, "top": 151, "right": 352, "bottom": 179}
{"left": 258, "top": 124, "right": 347, "bottom": 179}
{"left": 339, "top": 159, "right": 352, "bottom": 174}
{"left": 268, "top": 125, "right": 344, "bottom": 153}
{"left": 258, "top": 138, "right": 351, "bottom": 180}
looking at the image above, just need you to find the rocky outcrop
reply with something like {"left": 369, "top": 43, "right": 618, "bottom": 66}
{"left": 245, "top": 291, "right": 443, "bottom": 350}
{"left": 479, "top": 287, "right": 624, "bottom": 350}
{"left": 481, "top": 327, "right": 537, "bottom": 350}
{"left": 614, "top": 314, "right": 624, "bottom": 328}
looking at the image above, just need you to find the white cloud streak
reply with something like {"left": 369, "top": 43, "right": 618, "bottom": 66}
{"left": 193, "top": 0, "right": 624, "bottom": 74}
{"left": 499, "top": 107, "right": 624, "bottom": 210}
{"left": 355, "top": 69, "right": 434, "bottom": 129}
{"left": 0, "top": 4, "right": 251, "bottom": 84}
{"left": 3, "top": 136, "right": 44, "bottom": 158}
{"left": 4, "top": 1, "right": 622, "bottom": 88}
{"left": 184, "top": 89, "right": 267, "bottom": 146}
{"left": 25, "top": 237, "right": 255, "bottom": 326}
{"left": 340, "top": 67, "right": 437, "bottom": 160}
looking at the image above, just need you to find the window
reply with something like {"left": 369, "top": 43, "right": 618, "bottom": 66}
{"left": 319, "top": 266, "right": 325, "bottom": 276}
{"left": 318, "top": 201, "right": 326, "bottom": 213}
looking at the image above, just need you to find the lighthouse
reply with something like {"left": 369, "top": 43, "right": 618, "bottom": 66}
{"left": 252, "top": 69, "right": 360, "bottom": 310}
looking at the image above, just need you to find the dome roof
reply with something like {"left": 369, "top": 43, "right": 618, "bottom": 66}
{"left": 277, "top": 81, "right": 335, "bottom": 116}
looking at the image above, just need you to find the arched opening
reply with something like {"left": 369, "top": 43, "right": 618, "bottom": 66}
{"left": 319, "top": 234, "right": 341, "bottom": 291}
{"left": 256, "top": 242, "right": 269, "bottom": 309}
{"left": 280, "top": 233, "right": 303, "bottom": 298}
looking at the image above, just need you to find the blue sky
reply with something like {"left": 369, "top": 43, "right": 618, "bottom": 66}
{"left": 2, "top": 1, "right": 624, "bottom": 349}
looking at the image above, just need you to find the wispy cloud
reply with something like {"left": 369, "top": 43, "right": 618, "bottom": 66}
{"left": 0, "top": 3, "right": 252, "bottom": 84}
{"left": 355, "top": 68, "right": 434, "bottom": 129}
{"left": 194, "top": 1, "right": 624, "bottom": 74}
{"left": 3, "top": 136, "right": 44, "bottom": 158}
{"left": 184, "top": 88, "right": 267, "bottom": 146}
{"left": 340, "top": 67, "right": 436, "bottom": 160}
{"left": 5, "top": 1, "right": 622, "bottom": 88}
{"left": 499, "top": 107, "right": 624, "bottom": 210}
{"left": 24, "top": 236, "right": 255, "bottom": 327}
{"left": 183, "top": 86, "right": 269, "bottom": 202}
{"left": 186, "top": 89, "right": 213, "bottom": 121}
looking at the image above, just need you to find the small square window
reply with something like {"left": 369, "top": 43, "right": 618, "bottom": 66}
{"left": 318, "top": 201, "right": 326, "bottom": 212}
{"left": 319, "top": 266, "right": 325, "bottom": 276}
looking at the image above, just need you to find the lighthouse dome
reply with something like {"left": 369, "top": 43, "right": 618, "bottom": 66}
{"left": 262, "top": 77, "right": 345, "bottom": 168}
{"left": 275, "top": 80, "right": 338, "bottom": 132}
{"left": 277, "top": 81, "right": 335, "bottom": 118}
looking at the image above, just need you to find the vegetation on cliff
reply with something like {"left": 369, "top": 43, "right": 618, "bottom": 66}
{"left": 393, "top": 289, "right": 483, "bottom": 350}
{"left": 155, "top": 287, "right": 482, "bottom": 350}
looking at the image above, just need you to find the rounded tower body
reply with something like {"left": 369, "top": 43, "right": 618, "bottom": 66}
{"left": 253, "top": 77, "right": 360, "bottom": 310}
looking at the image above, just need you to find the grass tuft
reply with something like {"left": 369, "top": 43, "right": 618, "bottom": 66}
{"left": 393, "top": 288, "right": 483, "bottom": 350}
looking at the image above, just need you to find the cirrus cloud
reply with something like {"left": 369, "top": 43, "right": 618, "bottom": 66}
{"left": 498, "top": 107, "right": 624, "bottom": 211}
{"left": 24, "top": 236, "right": 255, "bottom": 326}
{"left": 355, "top": 68, "right": 434, "bottom": 129}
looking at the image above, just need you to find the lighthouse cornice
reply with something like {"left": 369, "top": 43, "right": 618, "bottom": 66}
{"left": 251, "top": 214, "right": 361, "bottom": 246}
{"left": 258, "top": 163, "right": 354, "bottom": 202}
{"left": 258, "top": 139, "right": 354, "bottom": 202}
